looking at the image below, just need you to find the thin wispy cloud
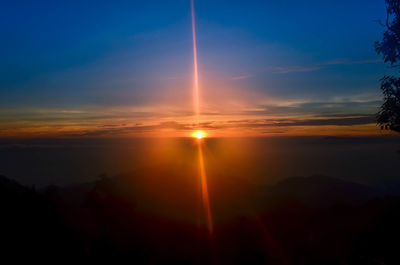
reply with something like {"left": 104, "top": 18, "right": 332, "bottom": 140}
{"left": 231, "top": 74, "right": 253, "bottom": 80}
{"left": 73, "top": 114, "right": 377, "bottom": 137}
{"left": 0, "top": 98, "right": 380, "bottom": 138}
{"left": 264, "top": 58, "right": 383, "bottom": 74}
{"left": 320, "top": 58, "right": 383, "bottom": 66}
{"left": 265, "top": 66, "right": 321, "bottom": 74}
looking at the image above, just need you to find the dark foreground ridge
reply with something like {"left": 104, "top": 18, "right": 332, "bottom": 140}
{"left": 1, "top": 173, "right": 400, "bottom": 264}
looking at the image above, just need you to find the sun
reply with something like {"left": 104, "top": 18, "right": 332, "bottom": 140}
{"left": 191, "top": 130, "right": 207, "bottom": 139}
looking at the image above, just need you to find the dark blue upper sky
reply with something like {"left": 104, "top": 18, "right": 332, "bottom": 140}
{"left": 0, "top": 0, "right": 393, "bottom": 136}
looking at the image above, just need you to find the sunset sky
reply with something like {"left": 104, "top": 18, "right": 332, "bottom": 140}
{"left": 0, "top": 0, "right": 394, "bottom": 137}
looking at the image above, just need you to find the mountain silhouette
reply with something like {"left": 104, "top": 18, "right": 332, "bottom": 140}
{"left": 1, "top": 173, "right": 400, "bottom": 264}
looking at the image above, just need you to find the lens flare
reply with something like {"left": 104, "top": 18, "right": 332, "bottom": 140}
{"left": 191, "top": 0, "right": 200, "bottom": 123}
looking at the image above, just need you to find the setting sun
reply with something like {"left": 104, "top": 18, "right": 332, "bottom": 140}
{"left": 191, "top": 130, "right": 207, "bottom": 139}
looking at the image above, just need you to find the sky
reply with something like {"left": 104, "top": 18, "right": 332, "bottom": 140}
{"left": 0, "top": 0, "right": 395, "bottom": 137}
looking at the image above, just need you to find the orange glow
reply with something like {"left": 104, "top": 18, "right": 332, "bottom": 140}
{"left": 191, "top": 130, "right": 207, "bottom": 139}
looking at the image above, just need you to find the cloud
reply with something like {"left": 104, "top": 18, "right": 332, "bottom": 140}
{"left": 264, "top": 66, "right": 321, "bottom": 74}
{"left": 231, "top": 74, "right": 254, "bottom": 80}
{"left": 240, "top": 100, "right": 380, "bottom": 117}
{"left": 0, "top": 95, "right": 382, "bottom": 137}
{"left": 0, "top": 112, "right": 378, "bottom": 138}
{"left": 264, "top": 58, "right": 383, "bottom": 74}
{"left": 320, "top": 58, "right": 383, "bottom": 66}
{"left": 79, "top": 116, "right": 375, "bottom": 137}
{"left": 270, "top": 116, "right": 375, "bottom": 127}
{"left": 64, "top": 121, "right": 188, "bottom": 137}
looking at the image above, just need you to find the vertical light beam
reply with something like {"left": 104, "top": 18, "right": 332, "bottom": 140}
{"left": 191, "top": 0, "right": 200, "bottom": 124}
{"left": 197, "top": 142, "right": 213, "bottom": 234}
{"left": 191, "top": 0, "right": 214, "bottom": 238}
{"left": 191, "top": 3, "right": 216, "bottom": 260}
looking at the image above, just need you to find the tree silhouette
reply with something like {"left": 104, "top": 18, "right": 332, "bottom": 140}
{"left": 375, "top": 0, "right": 400, "bottom": 132}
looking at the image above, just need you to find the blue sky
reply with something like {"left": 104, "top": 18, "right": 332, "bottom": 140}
{"left": 0, "top": 0, "right": 394, "bottom": 137}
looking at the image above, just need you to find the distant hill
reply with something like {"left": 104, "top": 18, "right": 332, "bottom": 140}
{"left": 48, "top": 172, "right": 389, "bottom": 222}
{"left": 264, "top": 174, "right": 382, "bottom": 208}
